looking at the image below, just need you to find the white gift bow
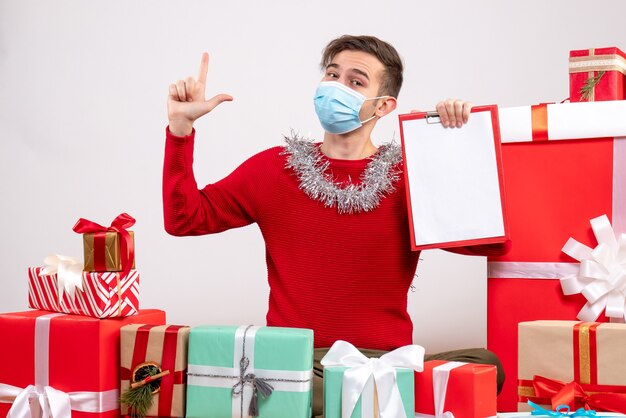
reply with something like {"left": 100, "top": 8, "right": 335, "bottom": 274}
{"left": 561, "top": 214, "right": 626, "bottom": 322}
{"left": 0, "top": 383, "right": 119, "bottom": 418}
{"left": 2, "top": 384, "right": 70, "bottom": 418}
{"left": 39, "top": 254, "right": 84, "bottom": 300}
{"left": 414, "top": 361, "right": 466, "bottom": 418}
{"left": 320, "top": 340, "right": 425, "bottom": 418}
{"left": 0, "top": 313, "right": 119, "bottom": 418}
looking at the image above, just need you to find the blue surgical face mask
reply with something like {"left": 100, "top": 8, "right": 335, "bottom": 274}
{"left": 313, "top": 81, "right": 389, "bottom": 134}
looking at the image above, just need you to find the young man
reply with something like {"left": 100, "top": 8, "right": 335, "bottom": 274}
{"left": 164, "top": 35, "right": 503, "bottom": 417}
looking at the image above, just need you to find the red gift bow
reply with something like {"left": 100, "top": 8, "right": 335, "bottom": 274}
{"left": 72, "top": 213, "right": 135, "bottom": 282}
{"left": 532, "top": 375, "right": 626, "bottom": 413}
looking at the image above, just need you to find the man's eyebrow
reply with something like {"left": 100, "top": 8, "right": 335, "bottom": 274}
{"left": 351, "top": 68, "right": 370, "bottom": 80}
{"left": 326, "top": 63, "right": 370, "bottom": 80}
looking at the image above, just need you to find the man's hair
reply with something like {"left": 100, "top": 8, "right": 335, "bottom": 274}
{"left": 320, "top": 35, "right": 404, "bottom": 98}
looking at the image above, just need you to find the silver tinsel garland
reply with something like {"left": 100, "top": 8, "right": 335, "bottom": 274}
{"left": 281, "top": 134, "right": 403, "bottom": 214}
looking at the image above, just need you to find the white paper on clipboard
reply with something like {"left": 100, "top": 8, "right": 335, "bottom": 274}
{"left": 401, "top": 107, "right": 506, "bottom": 249}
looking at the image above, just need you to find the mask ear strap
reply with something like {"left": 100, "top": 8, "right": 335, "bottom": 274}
{"left": 364, "top": 95, "right": 391, "bottom": 101}
{"left": 360, "top": 114, "right": 378, "bottom": 125}
{"left": 361, "top": 95, "right": 393, "bottom": 124}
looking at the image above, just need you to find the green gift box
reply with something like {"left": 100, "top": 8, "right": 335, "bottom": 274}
{"left": 324, "top": 367, "right": 414, "bottom": 418}
{"left": 321, "top": 340, "right": 423, "bottom": 418}
{"left": 186, "top": 325, "right": 313, "bottom": 418}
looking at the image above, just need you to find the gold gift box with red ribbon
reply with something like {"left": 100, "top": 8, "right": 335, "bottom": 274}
{"left": 73, "top": 213, "right": 136, "bottom": 272}
{"left": 82, "top": 230, "right": 136, "bottom": 272}
{"left": 120, "top": 324, "right": 191, "bottom": 417}
{"left": 518, "top": 320, "right": 626, "bottom": 413}
{"left": 569, "top": 47, "right": 626, "bottom": 102}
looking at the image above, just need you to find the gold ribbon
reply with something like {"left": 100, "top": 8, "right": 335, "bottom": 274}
{"left": 577, "top": 322, "right": 591, "bottom": 385}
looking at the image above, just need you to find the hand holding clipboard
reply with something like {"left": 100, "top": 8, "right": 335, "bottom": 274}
{"left": 399, "top": 105, "right": 509, "bottom": 250}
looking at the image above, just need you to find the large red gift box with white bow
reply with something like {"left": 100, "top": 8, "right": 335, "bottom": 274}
{"left": 487, "top": 100, "right": 626, "bottom": 411}
{"left": 0, "top": 309, "right": 166, "bottom": 418}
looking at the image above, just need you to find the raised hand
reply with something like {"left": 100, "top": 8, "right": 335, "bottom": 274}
{"left": 167, "top": 53, "right": 233, "bottom": 136}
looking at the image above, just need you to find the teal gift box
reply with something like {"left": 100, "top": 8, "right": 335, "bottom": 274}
{"left": 323, "top": 367, "right": 415, "bottom": 418}
{"left": 186, "top": 325, "right": 314, "bottom": 418}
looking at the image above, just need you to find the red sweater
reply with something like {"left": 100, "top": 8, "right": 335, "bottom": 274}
{"left": 163, "top": 128, "right": 420, "bottom": 350}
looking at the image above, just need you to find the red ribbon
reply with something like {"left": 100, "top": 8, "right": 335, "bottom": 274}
{"left": 532, "top": 375, "right": 626, "bottom": 413}
{"left": 120, "top": 325, "right": 187, "bottom": 416}
{"left": 72, "top": 213, "right": 135, "bottom": 281}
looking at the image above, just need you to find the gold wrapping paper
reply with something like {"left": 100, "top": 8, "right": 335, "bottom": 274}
{"left": 82, "top": 230, "right": 135, "bottom": 272}
{"left": 517, "top": 320, "right": 626, "bottom": 412}
{"left": 120, "top": 324, "right": 190, "bottom": 417}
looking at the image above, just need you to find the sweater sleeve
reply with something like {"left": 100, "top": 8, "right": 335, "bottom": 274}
{"left": 162, "top": 127, "right": 273, "bottom": 236}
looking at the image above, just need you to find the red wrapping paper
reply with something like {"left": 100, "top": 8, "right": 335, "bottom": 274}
{"left": 414, "top": 360, "right": 497, "bottom": 418}
{"left": 569, "top": 47, "right": 626, "bottom": 102}
{"left": 487, "top": 137, "right": 616, "bottom": 411}
{"left": 0, "top": 309, "right": 166, "bottom": 418}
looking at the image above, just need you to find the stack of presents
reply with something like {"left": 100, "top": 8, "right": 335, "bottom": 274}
{"left": 0, "top": 46, "right": 625, "bottom": 418}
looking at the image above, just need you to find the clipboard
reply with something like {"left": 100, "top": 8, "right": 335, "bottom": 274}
{"left": 399, "top": 105, "right": 509, "bottom": 250}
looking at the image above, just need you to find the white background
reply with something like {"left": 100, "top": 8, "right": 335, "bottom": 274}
{"left": 1, "top": 0, "right": 625, "bottom": 353}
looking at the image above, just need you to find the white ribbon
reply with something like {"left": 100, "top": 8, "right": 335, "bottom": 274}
{"left": 487, "top": 138, "right": 626, "bottom": 324}
{"left": 487, "top": 261, "right": 579, "bottom": 280}
{"left": 0, "top": 313, "right": 119, "bottom": 418}
{"left": 0, "top": 384, "right": 119, "bottom": 418}
{"left": 320, "top": 340, "right": 425, "bottom": 418}
{"left": 561, "top": 214, "right": 626, "bottom": 322}
{"left": 414, "top": 361, "right": 466, "bottom": 418}
{"left": 39, "top": 254, "right": 84, "bottom": 300}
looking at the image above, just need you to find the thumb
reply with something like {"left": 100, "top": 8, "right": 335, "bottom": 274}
{"left": 202, "top": 93, "right": 234, "bottom": 113}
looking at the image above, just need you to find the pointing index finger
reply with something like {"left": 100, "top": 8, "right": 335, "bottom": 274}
{"left": 198, "top": 52, "right": 209, "bottom": 85}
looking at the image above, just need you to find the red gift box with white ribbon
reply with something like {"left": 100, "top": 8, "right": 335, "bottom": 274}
{"left": 414, "top": 360, "right": 497, "bottom": 418}
{"left": 0, "top": 309, "right": 166, "bottom": 418}
{"left": 487, "top": 100, "right": 626, "bottom": 411}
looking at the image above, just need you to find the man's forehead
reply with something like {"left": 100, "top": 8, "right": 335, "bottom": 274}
{"left": 327, "top": 50, "right": 384, "bottom": 77}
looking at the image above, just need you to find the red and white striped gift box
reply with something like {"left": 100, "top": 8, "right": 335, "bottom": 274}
{"left": 27, "top": 266, "right": 140, "bottom": 318}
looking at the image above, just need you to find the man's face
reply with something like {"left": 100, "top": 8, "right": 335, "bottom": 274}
{"left": 322, "top": 50, "right": 386, "bottom": 122}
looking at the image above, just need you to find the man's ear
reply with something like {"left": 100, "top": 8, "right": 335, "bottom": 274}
{"left": 375, "top": 97, "right": 397, "bottom": 117}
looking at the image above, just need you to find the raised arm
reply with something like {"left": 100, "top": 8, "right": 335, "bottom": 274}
{"left": 163, "top": 53, "right": 256, "bottom": 236}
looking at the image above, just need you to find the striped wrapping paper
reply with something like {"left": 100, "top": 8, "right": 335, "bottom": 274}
{"left": 27, "top": 266, "right": 139, "bottom": 318}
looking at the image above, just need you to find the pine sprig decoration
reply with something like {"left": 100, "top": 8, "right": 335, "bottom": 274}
{"left": 120, "top": 383, "right": 154, "bottom": 418}
{"left": 120, "top": 363, "right": 165, "bottom": 418}
{"left": 579, "top": 71, "right": 605, "bottom": 101}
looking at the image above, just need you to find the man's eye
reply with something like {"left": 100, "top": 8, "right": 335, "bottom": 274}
{"left": 327, "top": 72, "right": 338, "bottom": 78}
{"left": 351, "top": 80, "right": 363, "bottom": 86}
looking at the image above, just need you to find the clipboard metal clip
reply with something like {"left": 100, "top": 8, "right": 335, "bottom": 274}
{"left": 425, "top": 112, "right": 441, "bottom": 124}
